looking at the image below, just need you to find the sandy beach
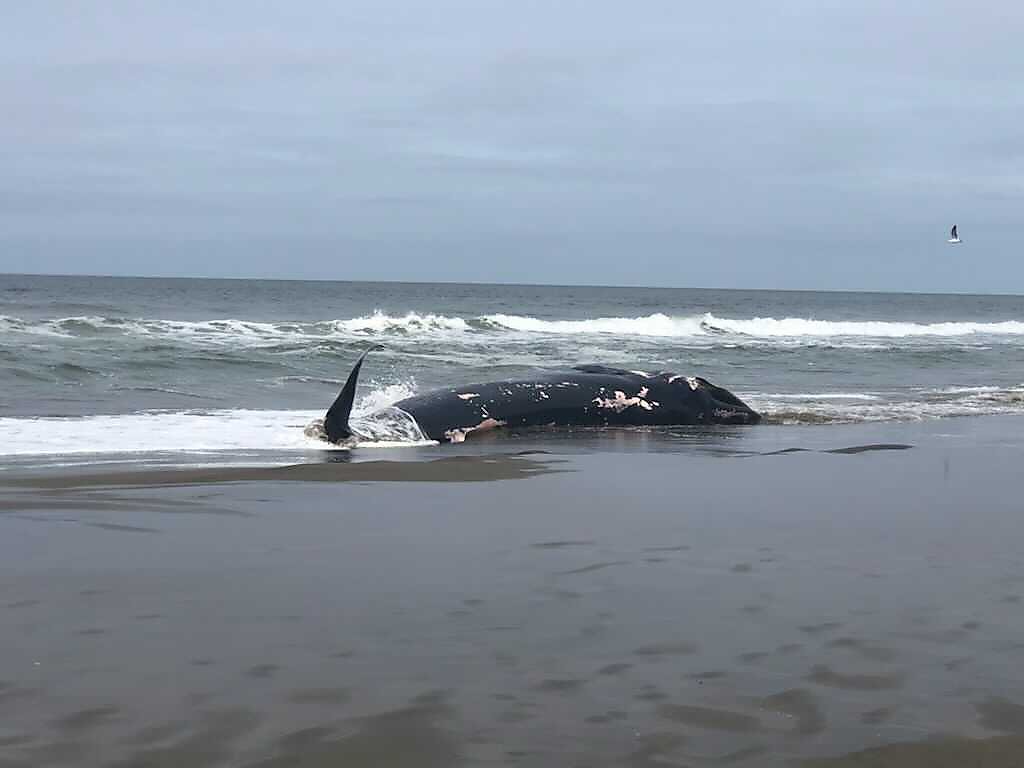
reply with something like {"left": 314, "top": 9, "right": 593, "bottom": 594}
{"left": 3, "top": 417, "right": 1024, "bottom": 766}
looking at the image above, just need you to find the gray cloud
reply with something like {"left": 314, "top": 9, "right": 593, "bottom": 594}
{"left": 1, "top": 0, "right": 1021, "bottom": 291}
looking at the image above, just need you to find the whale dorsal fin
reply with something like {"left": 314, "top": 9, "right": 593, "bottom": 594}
{"left": 325, "top": 345, "right": 383, "bottom": 443}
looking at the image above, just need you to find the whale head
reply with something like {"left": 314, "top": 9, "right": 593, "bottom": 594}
{"left": 661, "top": 373, "right": 761, "bottom": 425}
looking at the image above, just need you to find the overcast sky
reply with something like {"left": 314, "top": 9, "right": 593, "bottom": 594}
{"left": 2, "top": 1, "right": 1022, "bottom": 291}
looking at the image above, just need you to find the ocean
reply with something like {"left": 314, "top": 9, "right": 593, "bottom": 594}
{"left": 2, "top": 273, "right": 1023, "bottom": 467}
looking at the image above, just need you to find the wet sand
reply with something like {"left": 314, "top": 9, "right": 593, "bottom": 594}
{"left": 0, "top": 453, "right": 562, "bottom": 492}
{"left": 3, "top": 417, "right": 1024, "bottom": 766}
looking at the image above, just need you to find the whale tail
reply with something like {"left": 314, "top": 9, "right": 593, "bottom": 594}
{"left": 325, "top": 345, "right": 383, "bottom": 443}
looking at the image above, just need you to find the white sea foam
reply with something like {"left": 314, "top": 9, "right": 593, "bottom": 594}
{"left": 484, "top": 312, "right": 1024, "bottom": 339}
{"left": 5, "top": 310, "right": 1024, "bottom": 346}
{"left": 756, "top": 392, "right": 882, "bottom": 401}
{"left": 749, "top": 385, "right": 1024, "bottom": 424}
{"left": 0, "top": 409, "right": 325, "bottom": 456}
{"left": 701, "top": 315, "right": 1024, "bottom": 338}
{"left": 333, "top": 310, "right": 471, "bottom": 334}
{"left": 0, "top": 384, "right": 431, "bottom": 458}
{"left": 481, "top": 312, "right": 706, "bottom": 337}
{"left": 0, "top": 311, "right": 472, "bottom": 347}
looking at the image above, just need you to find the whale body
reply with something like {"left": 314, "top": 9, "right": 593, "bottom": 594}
{"left": 324, "top": 348, "right": 760, "bottom": 444}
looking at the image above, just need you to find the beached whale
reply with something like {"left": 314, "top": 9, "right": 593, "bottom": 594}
{"left": 321, "top": 347, "right": 760, "bottom": 445}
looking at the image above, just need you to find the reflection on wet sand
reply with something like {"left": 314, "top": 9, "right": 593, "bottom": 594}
{"left": 0, "top": 453, "right": 564, "bottom": 492}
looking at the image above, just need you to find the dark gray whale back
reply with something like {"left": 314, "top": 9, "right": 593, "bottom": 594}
{"left": 324, "top": 352, "right": 760, "bottom": 444}
{"left": 392, "top": 365, "right": 759, "bottom": 442}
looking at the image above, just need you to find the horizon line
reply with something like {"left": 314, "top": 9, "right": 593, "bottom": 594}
{"left": 2, "top": 271, "right": 1021, "bottom": 299}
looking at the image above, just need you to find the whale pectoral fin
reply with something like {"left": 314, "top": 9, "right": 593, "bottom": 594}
{"left": 324, "top": 345, "right": 384, "bottom": 443}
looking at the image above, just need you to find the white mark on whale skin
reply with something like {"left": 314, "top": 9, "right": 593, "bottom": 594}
{"left": 444, "top": 418, "right": 507, "bottom": 443}
{"left": 592, "top": 389, "right": 656, "bottom": 412}
{"left": 456, "top": 392, "right": 479, "bottom": 400}
{"left": 538, "top": 391, "right": 550, "bottom": 400}
{"left": 667, "top": 375, "right": 699, "bottom": 389}
{"left": 630, "top": 370, "right": 653, "bottom": 378}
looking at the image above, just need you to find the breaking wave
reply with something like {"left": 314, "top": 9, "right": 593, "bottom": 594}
{"left": 483, "top": 313, "right": 1024, "bottom": 339}
{"left": 333, "top": 311, "right": 470, "bottom": 335}
{"left": 5, "top": 311, "right": 1024, "bottom": 347}
{"left": 0, "top": 311, "right": 472, "bottom": 347}
{"left": 701, "top": 316, "right": 1024, "bottom": 338}
{"left": 480, "top": 313, "right": 706, "bottom": 336}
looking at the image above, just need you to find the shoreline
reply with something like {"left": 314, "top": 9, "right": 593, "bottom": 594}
{"left": 2, "top": 411, "right": 1017, "bottom": 480}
